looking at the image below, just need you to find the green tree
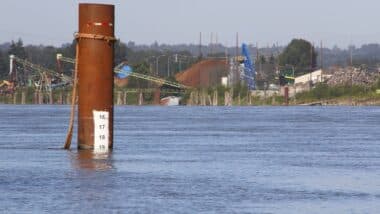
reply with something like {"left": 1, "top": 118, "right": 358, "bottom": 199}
{"left": 7, "top": 39, "right": 27, "bottom": 83}
{"left": 259, "top": 55, "right": 266, "bottom": 64}
{"left": 114, "top": 40, "right": 130, "bottom": 65}
{"left": 269, "top": 54, "right": 276, "bottom": 65}
{"left": 8, "top": 39, "right": 27, "bottom": 58}
{"left": 26, "top": 45, "right": 57, "bottom": 71}
{"left": 58, "top": 41, "right": 76, "bottom": 59}
{"left": 0, "top": 50, "right": 8, "bottom": 79}
{"left": 127, "top": 62, "right": 150, "bottom": 88}
{"left": 279, "top": 39, "right": 317, "bottom": 75}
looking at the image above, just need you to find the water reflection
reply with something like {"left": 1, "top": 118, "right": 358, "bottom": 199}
{"left": 71, "top": 150, "right": 114, "bottom": 171}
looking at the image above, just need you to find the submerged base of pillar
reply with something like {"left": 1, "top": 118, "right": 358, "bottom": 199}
{"left": 78, "top": 144, "right": 94, "bottom": 150}
{"left": 78, "top": 144, "right": 113, "bottom": 150}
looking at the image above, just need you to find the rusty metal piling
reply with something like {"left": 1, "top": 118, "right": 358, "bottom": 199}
{"left": 77, "top": 4, "right": 115, "bottom": 150}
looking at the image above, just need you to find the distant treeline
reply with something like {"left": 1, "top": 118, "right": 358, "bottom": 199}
{"left": 1, "top": 39, "right": 380, "bottom": 80}
{"left": 0, "top": 39, "right": 196, "bottom": 80}
{"left": 127, "top": 41, "right": 380, "bottom": 70}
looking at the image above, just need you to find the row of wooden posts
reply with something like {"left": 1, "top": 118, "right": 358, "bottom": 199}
{"left": 9, "top": 91, "right": 68, "bottom": 105}
{"left": 9, "top": 90, "right": 148, "bottom": 105}
{"left": 187, "top": 90, "right": 256, "bottom": 106}
{"left": 115, "top": 91, "right": 145, "bottom": 106}
{"left": 7, "top": 90, "right": 272, "bottom": 106}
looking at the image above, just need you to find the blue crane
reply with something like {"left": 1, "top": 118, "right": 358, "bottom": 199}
{"left": 241, "top": 43, "right": 256, "bottom": 90}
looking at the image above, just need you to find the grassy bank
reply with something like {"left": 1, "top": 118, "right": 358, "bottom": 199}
{"left": 295, "top": 82, "right": 380, "bottom": 105}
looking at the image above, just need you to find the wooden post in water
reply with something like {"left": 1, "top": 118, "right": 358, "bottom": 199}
{"left": 153, "top": 88, "right": 161, "bottom": 105}
{"left": 123, "top": 91, "right": 127, "bottom": 105}
{"left": 77, "top": 3, "right": 115, "bottom": 150}
{"left": 66, "top": 92, "right": 71, "bottom": 105}
{"left": 224, "top": 91, "right": 229, "bottom": 106}
{"left": 138, "top": 91, "right": 143, "bottom": 105}
{"left": 58, "top": 92, "right": 63, "bottom": 105}
{"left": 38, "top": 91, "right": 43, "bottom": 104}
{"left": 187, "top": 91, "right": 193, "bottom": 106}
{"left": 201, "top": 90, "right": 206, "bottom": 106}
{"left": 116, "top": 91, "right": 122, "bottom": 105}
{"left": 13, "top": 92, "right": 17, "bottom": 104}
{"left": 230, "top": 89, "right": 234, "bottom": 106}
{"left": 284, "top": 86, "right": 289, "bottom": 106}
{"left": 193, "top": 91, "right": 198, "bottom": 105}
{"left": 34, "top": 91, "right": 38, "bottom": 104}
{"left": 49, "top": 91, "right": 53, "bottom": 104}
{"left": 21, "top": 90, "right": 26, "bottom": 105}
{"left": 213, "top": 90, "right": 218, "bottom": 106}
{"left": 207, "top": 95, "right": 212, "bottom": 106}
{"left": 224, "top": 90, "right": 233, "bottom": 106}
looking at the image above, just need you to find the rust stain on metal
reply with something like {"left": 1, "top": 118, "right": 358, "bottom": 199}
{"left": 77, "top": 3, "right": 115, "bottom": 150}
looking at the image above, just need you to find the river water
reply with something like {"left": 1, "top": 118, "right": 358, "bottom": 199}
{"left": 0, "top": 105, "right": 380, "bottom": 213}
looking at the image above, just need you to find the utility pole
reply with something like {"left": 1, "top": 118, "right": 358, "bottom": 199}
{"left": 311, "top": 42, "right": 314, "bottom": 71}
{"left": 350, "top": 47, "right": 353, "bottom": 66}
{"left": 199, "top": 32, "right": 202, "bottom": 59}
{"left": 178, "top": 56, "right": 182, "bottom": 72}
{"left": 156, "top": 57, "right": 159, "bottom": 76}
{"left": 320, "top": 40, "right": 323, "bottom": 70}
{"left": 155, "top": 56, "right": 160, "bottom": 76}
{"left": 236, "top": 32, "right": 239, "bottom": 86}
{"left": 236, "top": 32, "right": 239, "bottom": 58}
{"left": 225, "top": 44, "right": 228, "bottom": 63}
{"left": 259, "top": 43, "right": 262, "bottom": 76}
{"left": 210, "top": 32, "right": 214, "bottom": 55}
{"left": 320, "top": 40, "right": 323, "bottom": 83}
{"left": 167, "top": 56, "right": 170, "bottom": 77}
{"left": 310, "top": 43, "right": 313, "bottom": 89}
{"left": 256, "top": 42, "right": 259, "bottom": 63}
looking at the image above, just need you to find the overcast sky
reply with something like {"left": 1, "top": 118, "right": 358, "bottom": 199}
{"left": 0, "top": 0, "right": 379, "bottom": 48}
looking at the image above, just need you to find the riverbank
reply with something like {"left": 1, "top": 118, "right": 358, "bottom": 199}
{"left": 296, "top": 97, "right": 380, "bottom": 106}
{"left": 294, "top": 83, "right": 380, "bottom": 106}
{"left": 1, "top": 84, "right": 380, "bottom": 106}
